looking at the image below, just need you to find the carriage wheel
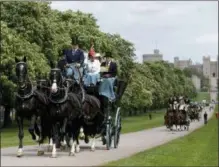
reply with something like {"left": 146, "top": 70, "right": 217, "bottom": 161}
{"left": 106, "top": 123, "right": 112, "bottom": 150}
{"left": 114, "top": 107, "right": 121, "bottom": 148}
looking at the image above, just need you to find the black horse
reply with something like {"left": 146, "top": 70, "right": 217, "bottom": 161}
{"left": 35, "top": 79, "right": 54, "bottom": 151}
{"left": 48, "top": 67, "right": 81, "bottom": 158}
{"left": 14, "top": 56, "right": 48, "bottom": 157}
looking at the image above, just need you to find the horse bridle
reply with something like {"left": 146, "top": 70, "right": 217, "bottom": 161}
{"left": 15, "top": 62, "right": 34, "bottom": 100}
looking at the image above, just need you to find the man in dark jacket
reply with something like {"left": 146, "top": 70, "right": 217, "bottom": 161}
{"left": 204, "top": 112, "right": 208, "bottom": 124}
{"left": 65, "top": 37, "right": 85, "bottom": 82}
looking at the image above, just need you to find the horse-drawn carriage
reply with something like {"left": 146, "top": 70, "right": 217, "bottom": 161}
{"left": 14, "top": 57, "right": 127, "bottom": 157}
{"left": 164, "top": 99, "right": 190, "bottom": 131}
{"left": 188, "top": 102, "right": 201, "bottom": 122}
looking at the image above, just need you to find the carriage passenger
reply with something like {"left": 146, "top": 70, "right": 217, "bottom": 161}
{"left": 99, "top": 52, "right": 118, "bottom": 101}
{"left": 83, "top": 46, "right": 101, "bottom": 86}
{"left": 64, "top": 37, "right": 85, "bottom": 82}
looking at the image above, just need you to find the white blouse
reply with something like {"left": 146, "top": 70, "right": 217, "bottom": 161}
{"left": 86, "top": 59, "right": 101, "bottom": 74}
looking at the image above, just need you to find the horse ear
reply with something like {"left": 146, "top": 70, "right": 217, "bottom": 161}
{"left": 15, "top": 57, "right": 19, "bottom": 63}
{"left": 23, "top": 56, "right": 27, "bottom": 62}
{"left": 48, "top": 60, "right": 55, "bottom": 68}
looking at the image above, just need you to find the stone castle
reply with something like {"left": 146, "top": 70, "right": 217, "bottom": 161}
{"left": 174, "top": 55, "right": 218, "bottom": 79}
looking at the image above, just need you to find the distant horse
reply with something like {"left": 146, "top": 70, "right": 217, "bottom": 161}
{"left": 14, "top": 57, "right": 48, "bottom": 157}
{"left": 166, "top": 100, "right": 181, "bottom": 131}
{"left": 48, "top": 67, "right": 81, "bottom": 158}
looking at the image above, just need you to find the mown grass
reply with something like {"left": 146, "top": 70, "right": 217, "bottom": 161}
{"left": 121, "top": 109, "right": 165, "bottom": 134}
{"left": 193, "top": 91, "right": 210, "bottom": 102}
{"left": 105, "top": 105, "right": 218, "bottom": 166}
{"left": 1, "top": 109, "right": 165, "bottom": 148}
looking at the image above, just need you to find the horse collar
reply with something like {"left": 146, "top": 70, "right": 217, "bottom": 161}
{"left": 49, "top": 89, "right": 68, "bottom": 104}
{"left": 16, "top": 87, "right": 34, "bottom": 100}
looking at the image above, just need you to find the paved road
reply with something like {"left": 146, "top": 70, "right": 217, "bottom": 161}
{"left": 1, "top": 92, "right": 216, "bottom": 166}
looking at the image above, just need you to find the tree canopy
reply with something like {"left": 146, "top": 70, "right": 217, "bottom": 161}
{"left": 0, "top": 1, "right": 197, "bottom": 116}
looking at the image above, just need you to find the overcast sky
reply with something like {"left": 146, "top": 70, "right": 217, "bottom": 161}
{"left": 51, "top": 1, "right": 218, "bottom": 63}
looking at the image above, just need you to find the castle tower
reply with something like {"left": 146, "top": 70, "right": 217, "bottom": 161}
{"left": 203, "top": 56, "right": 211, "bottom": 78}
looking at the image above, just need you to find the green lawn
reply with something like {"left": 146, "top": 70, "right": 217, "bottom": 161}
{"left": 121, "top": 109, "right": 165, "bottom": 134}
{"left": 1, "top": 109, "right": 165, "bottom": 148}
{"left": 193, "top": 92, "right": 210, "bottom": 102}
{"left": 105, "top": 105, "right": 218, "bottom": 166}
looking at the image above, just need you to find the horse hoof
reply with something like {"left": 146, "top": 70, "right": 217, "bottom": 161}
{"left": 91, "top": 148, "right": 95, "bottom": 152}
{"left": 76, "top": 147, "right": 80, "bottom": 153}
{"left": 37, "top": 150, "right": 44, "bottom": 156}
{"left": 69, "top": 152, "right": 75, "bottom": 156}
{"left": 50, "top": 154, "right": 57, "bottom": 158}
{"left": 17, "top": 153, "right": 23, "bottom": 157}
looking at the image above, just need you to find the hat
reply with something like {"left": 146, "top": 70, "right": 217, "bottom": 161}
{"left": 104, "top": 51, "right": 113, "bottom": 58}
{"left": 71, "top": 36, "right": 79, "bottom": 45}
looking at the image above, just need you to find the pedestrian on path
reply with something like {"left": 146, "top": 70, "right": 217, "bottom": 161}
{"left": 149, "top": 113, "right": 152, "bottom": 120}
{"left": 204, "top": 112, "right": 208, "bottom": 125}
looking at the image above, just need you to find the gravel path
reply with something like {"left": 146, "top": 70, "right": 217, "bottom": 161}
{"left": 1, "top": 92, "right": 217, "bottom": 166}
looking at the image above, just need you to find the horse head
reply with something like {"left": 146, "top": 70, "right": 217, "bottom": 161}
{"left": 15, "top": 56, "right": 28, "bottom": 89}
{"left": 49, "top": 68, "right": 63, "bottom": 94}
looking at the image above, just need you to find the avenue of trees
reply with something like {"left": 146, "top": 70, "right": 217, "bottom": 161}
{"left": 0, "top": 1, "right": 197, "bottom": 126}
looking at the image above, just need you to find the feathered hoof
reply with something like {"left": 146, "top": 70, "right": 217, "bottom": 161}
{"left": 37, "top": 150, "right": 44, "bottom": 156}
{"left": 69, "top": 152, "right": 75, "bottom": 156}
{"left": 91, "top": 147, "right": 95, "bottom": 152}
{"left": 17, "top": 152, "right": 23, "bottom": 158}
{"left": 76, "top": 147, "right": 80, "bottom": 153}
{"left": 17, "top": 149, "right": 23, "bottom": 157}
{"left": 50, "top": 154, "right": 57, "bottom": 158}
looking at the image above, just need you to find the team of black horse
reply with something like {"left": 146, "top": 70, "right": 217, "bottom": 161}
{"left": 14, "top": 56, "right": 126, "bottom": 158}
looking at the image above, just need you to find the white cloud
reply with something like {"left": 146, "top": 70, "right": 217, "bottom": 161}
{"left": 50, "top": 1, "right": 218, "bottom": 63}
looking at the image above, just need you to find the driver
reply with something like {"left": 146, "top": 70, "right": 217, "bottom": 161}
{"left": 64, "top": 37, "right": 85, "bottom": 82}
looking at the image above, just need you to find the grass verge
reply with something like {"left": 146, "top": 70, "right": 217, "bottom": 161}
{"left": 1, "top": 109, "right": 165, "bottom": 148}
{"left": 193, "top": 91, "right": 210, "bottom": 102}
{"left": 105, "top": 105, "right": 218, "bottom": 166}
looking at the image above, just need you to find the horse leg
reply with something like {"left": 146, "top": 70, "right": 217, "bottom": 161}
{"left": 75, "top": 137, "right": 80, "bottom": 153}
{"left": 47, "top": 137, "right": 53, "bottom": 152}
{"left": 69, "top": 136, "right": 76, "bottom": 156}
{"left": 60, "top": 118, "right": 68, "bottom": 149}
{"left": 36, "top": 116, "right": 43, "bottom": 142}
{"left": 51, "top": 124, "right": 58, "bottom": 158}
{"left": 28, "top": 115, "right": 37, "bottom": 141}
{"left": 16, "top": 116, "right": 24, "bottom": 157}
{"left": 90, "top": 136, "right": 96, "bottom": 151}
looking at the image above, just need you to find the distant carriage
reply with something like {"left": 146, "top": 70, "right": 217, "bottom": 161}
{"left": 164, "top": 98, "right": 190, "bottom": 131}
